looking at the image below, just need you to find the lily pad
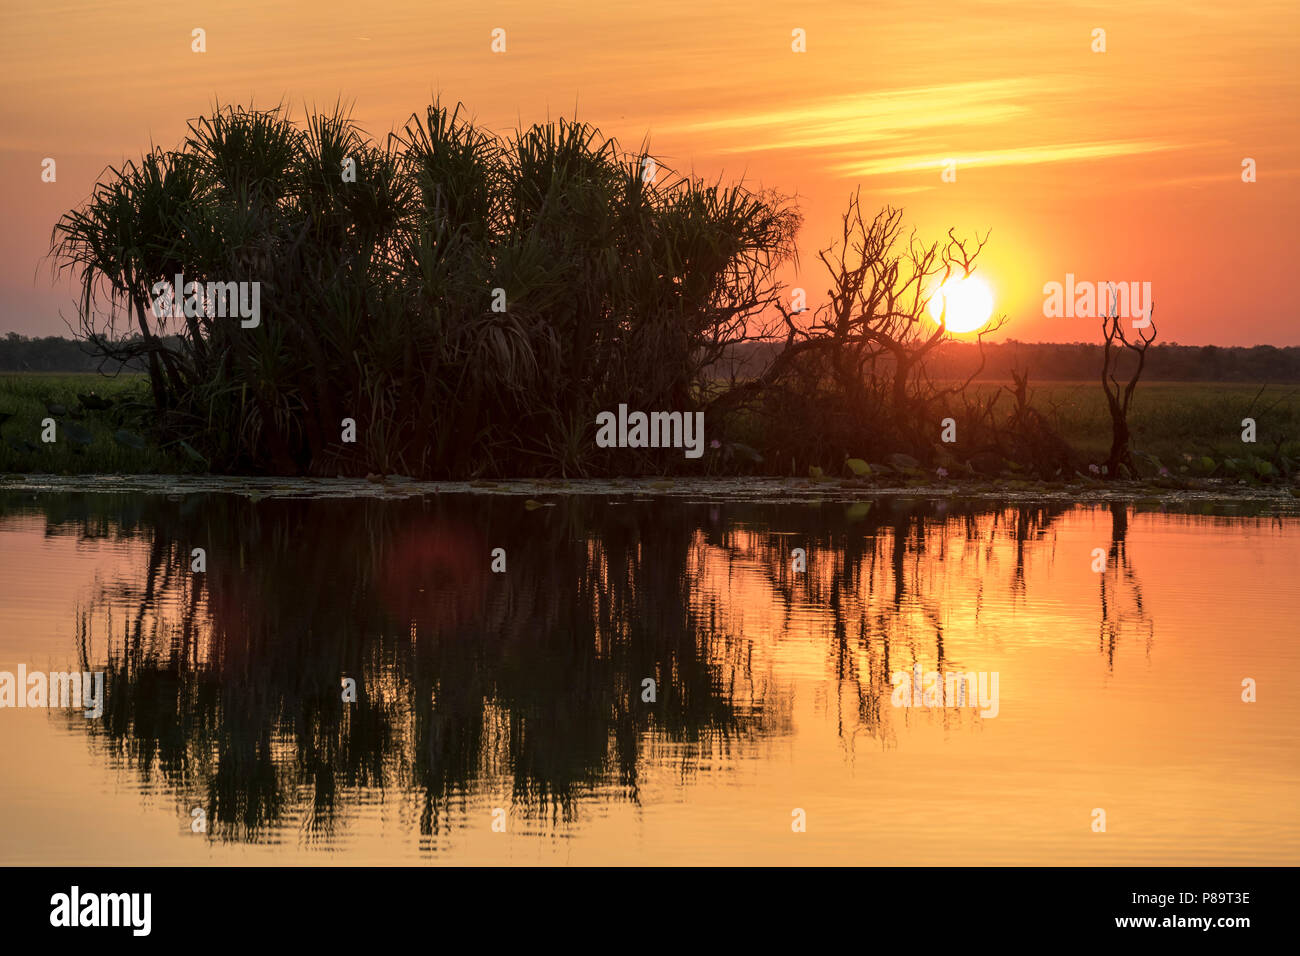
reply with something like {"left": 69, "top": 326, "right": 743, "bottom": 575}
{"left": 113, "top": 428, "right": 146, "bottom": 450}
{"left": 845, "top": 502, "right": 873, "bottom": 521}
{"left": 65, "top": 422, "right": 95, "bottom": 446}
{"left": 178, "top": 440, "right": 207, "bottom": 464}
{"left": 726, "top": 442, "right": 764, "bottom": 464}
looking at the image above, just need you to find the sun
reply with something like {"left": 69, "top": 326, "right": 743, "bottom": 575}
{"left": 928, "top": 275, "right": 994, "bottom": 333}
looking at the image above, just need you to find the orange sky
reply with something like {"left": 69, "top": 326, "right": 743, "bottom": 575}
{"left": 1, "top": 0, "right": 1296, "bottom": 343}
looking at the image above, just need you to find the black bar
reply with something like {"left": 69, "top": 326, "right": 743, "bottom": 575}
{"left": 7, "top": 865, "right": 1282, "bottom": 942}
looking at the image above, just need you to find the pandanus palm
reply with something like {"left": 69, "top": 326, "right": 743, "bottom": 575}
{"left": 52, "top": 98, "right": 797, "bottom": 477}
{"left": 52, "top": 147, "right": 208, "bottom": 408}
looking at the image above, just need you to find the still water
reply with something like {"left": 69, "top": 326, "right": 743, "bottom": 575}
{"left": 1, "top": 489, "right": 1297, "bottom": 865}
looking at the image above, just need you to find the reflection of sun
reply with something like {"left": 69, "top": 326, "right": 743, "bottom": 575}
{"left": 928, "top": 275, "right": 994, "bottom": 333}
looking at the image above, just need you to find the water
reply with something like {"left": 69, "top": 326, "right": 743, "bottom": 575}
{"left": 1, "top": 487, "right": 1297, "bottom": 865}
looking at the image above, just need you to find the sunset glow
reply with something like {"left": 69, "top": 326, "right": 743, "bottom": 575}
{"left": 0, "top": 0, "right": 1296, "bottom": 344}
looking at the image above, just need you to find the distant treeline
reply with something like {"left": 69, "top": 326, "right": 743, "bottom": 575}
{"left": 0, "top": 333, "right": 166, "bottom": 373}
{"left": 719, "top": 339, "right": 1300, "bottom": 383}
{"left": 6, "top": 333, "right": 1300, "bottom": 382}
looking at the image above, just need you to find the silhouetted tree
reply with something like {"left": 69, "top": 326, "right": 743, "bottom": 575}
{"left": 1101, "top": 287, "right": 1157, "bottom": 476}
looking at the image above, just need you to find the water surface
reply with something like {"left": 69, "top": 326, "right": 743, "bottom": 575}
{"left": 1, "top": 489, "right": 1296, "bottom": 864}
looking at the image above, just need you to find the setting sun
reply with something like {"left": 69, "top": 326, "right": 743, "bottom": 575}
{"left": 928, "top": 275, "right": 995, "bottom": 333}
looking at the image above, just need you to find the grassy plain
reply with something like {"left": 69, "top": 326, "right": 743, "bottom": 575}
{"left": 0, "top": 372, "right": 191, "bottom": 473}
{"left": 969, "top": 380, "right": 1300, "bottom": 468}
{"left": 1, "top": 373, "right": 1297, "bottom": 479}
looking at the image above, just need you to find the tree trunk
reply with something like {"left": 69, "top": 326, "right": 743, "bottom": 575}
{"left": 1105, "top": 406, "right": 1133, "bottom": 476}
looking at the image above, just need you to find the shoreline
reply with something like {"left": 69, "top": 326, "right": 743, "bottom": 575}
{"left": 3, "top": 473, "right": 1298, "bottom": 513}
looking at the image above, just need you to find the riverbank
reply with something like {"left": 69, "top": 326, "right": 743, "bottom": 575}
{"left": 3, "top": 374, "right": 1298, "bottom": 489}
{"left": 3, "top": 473, "right": 1298, "bottom": 514}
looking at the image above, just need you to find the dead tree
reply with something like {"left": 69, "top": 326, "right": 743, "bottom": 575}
{"left": 710, "top": 193, "right": 1004, "bottom": 429}
{"left": 1100, "top": 286, "right": 1157, "bottom": 476}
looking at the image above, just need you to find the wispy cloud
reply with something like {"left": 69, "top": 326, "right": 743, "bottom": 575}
{"left": 875, "top": 185, "right": 936, "bottom": 196}
{"left": 832, "top": 140, "right": 1179, "bottom": 178}
{"left": 667, "top": 77, "right": 1181, "bottom": 178}
{"left": 1154, "top": 167, "right": 1300, "bottom": 189}
{"left": 669, "top": 78, "right": 1037, "bottom": 148}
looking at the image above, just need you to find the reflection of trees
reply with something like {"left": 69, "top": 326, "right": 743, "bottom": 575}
{"left": 696, "top": 499, "right": 1073, "bottom": 755}
{"left": 0, "top": 490, "right": 1167, "bottom": 846}
{"left": 1098, "top": 502, "right": 1154, "bottom": 669}
{"left": 13, "top": 492, "right": 773, "bottom": 845}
